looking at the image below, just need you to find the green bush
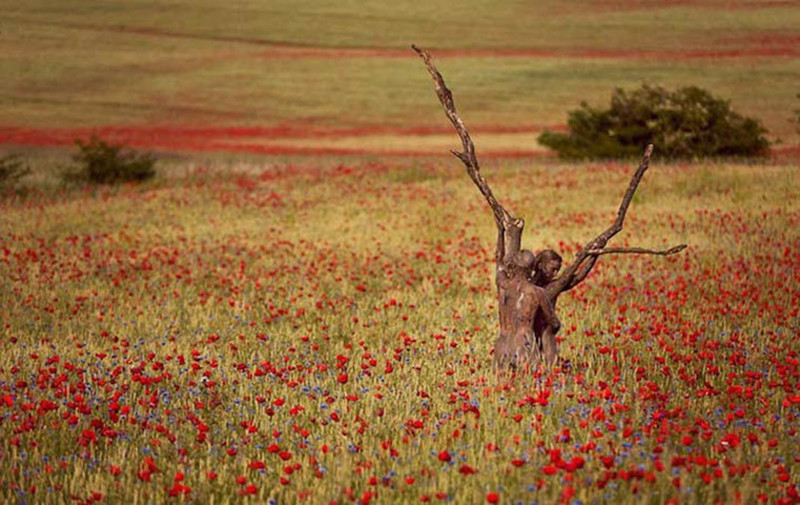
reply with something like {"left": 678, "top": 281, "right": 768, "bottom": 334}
{"left": 538, "top": 85, "right": 770, "bottom": 160}
{"left": 0, "top": 154, "right": 31, "bottom": 189}
{"left": 65, "top": 136, "right": 156, "bottom": 185}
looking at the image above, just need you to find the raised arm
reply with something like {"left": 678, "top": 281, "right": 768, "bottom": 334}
{"left": 496, "top": 225, "right": 505, "bottom": 267}
{"left": 557, "top": 243, "right": 687, "bottom": 293}
{"left": 564, "top": 255, "right": 598, "bottom": 291}
{"left": 546, "top": 145, "right": 686, "bottom": 297}
{"left": 496, "top": 225, "right": 509, "bottom": 286}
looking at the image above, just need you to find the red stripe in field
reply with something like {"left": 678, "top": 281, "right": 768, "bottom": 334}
{"left": 0, "top": 124, "right": 563, "bottom": 156}
{"left": 1, "top": 125, "right": 796, "bottom": 159}
{"left": 203, "top": 143, "right": 553, "bottom": 159}
{"left": 0, "top": 124, "right": 564, "bottom": 141}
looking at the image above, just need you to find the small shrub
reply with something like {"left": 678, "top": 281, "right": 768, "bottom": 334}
{"left": 0, "top": 154, "right": 31, "bottom": 189}
{"left": 65, "top": 136, "right": 156, "bottom": 185}
{"left": 539, "top": 84, "right": 770, "bottom": 160}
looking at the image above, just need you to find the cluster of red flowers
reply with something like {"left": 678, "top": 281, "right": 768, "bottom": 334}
{"left": 0, "top": 161, "right": 798, "bottom": 503}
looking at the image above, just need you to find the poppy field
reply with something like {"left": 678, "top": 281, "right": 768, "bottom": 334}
{"left": 1, "top": 158, "right": 798, "bottom": 504}
{"left": 2, "top": 0, "right": 800, "bottom": 503}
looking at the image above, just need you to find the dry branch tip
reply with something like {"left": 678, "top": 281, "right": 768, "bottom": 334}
{"left": 586, "top": 244, "right": 687, "bottom": 256}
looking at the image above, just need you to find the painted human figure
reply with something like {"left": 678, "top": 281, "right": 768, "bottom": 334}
{"left": 532, "top": 248, "right": 603, "bottom": 365}
{"left": 493, "top": 222, "right": 561, "bottom": 371}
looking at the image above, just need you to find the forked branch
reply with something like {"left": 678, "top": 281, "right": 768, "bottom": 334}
{"left": 412, "top": 44, "right": 524, "bottom": 261}
{"left": 548, "top": 145, "right": 687, "bottom": 295}
{"left": 413, "top": 45, "right": 686, "bottom": 295}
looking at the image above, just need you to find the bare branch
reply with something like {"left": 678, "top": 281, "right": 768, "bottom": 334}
{"left": 587, "top": 144, "right": 654, "bottom": 249}
{"left": 586, "top": 244, "right": 687, "bottom": 256}
{"left": 412, "top": 44, "right": 520, "bottom": 247}
{"left": 547, "top": 145, "right": 683, "bottom": 296}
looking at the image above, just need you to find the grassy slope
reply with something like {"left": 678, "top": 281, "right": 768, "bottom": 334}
{"left": 1, "top": 0, "right": 798, "bottom": 146}
{"left": 7, "top": 0, "right": 799, "bottom": 50}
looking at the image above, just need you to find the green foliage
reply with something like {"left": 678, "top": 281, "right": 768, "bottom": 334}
{"left": 0, "top": 154, "right": 31, "bottom": 189}
{"left": 65, "top": 136, "right": 156, "bottom": 185}
{"left": 539, "top": 85, "right": 771, "bottom": 160}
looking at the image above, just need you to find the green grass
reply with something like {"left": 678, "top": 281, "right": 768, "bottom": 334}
{"left": 6, "top": 0, "right": 799, "bottom": 50}
{"left": 1, "top": 0, "right": 798, "bottom": 148}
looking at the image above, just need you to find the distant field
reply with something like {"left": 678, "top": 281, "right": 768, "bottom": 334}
{"left": 1, "top": 0, "right": 799, "bottom": 156}
{"left": 1, "top": 157, "right": 799, "bottom": 504}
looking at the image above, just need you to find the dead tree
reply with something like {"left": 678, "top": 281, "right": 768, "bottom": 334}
{"left": 412, "top": 45, "right": 686, "bottom": 368}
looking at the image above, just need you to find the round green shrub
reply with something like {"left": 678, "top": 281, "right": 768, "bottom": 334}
{"left": 538, "top": 85, "right": 770, "bottom": 160}
{"left": 0, "top": 154, "right": 30, "bottom": 189}
{"left": 65, "top": 136, "right": 156, "bottom": 185}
